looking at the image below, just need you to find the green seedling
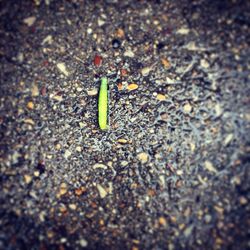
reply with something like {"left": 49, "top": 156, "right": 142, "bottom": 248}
{"left": 98, "top": 77, "right": 108, "bottom": 130}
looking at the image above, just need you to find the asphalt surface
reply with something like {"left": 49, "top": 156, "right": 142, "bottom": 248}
{"left": 0, "top": 0, "right": 250, "bottom": 249}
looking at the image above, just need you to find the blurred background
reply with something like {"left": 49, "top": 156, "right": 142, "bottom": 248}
{"left": 0, "top": 0, "right": 249, "bottom": 249}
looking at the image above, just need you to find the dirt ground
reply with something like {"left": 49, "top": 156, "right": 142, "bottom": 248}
{"left": 0, "top": 0, "right": 250, "bottom": 249}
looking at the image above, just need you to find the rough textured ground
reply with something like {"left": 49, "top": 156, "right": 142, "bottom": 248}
{"left": 0, "top": 0, "right": 250, "bottom": 249}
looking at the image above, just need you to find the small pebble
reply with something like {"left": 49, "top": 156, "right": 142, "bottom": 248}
{"left": 185, "top": 41, "right": 201, "bottom": 51}
{"left": 116, "top": 28, "right": 125, "bottom": 38}
{"left": 41, "top": 86, "right": 46, "bottom": 96}
{"left": 224, "top": 134, "right": 234, "bottom": 146}
{"left": 239, "top": 196, "right": 247, "bottom": 205}
{"left": 34, "top": 171, "right": 40, "bottom": 177}
{"left": 190, "top": 142, "right": 196, "bottom": 152}
{"left": 141, "top": 66, "right": 153, "bottom": 76}
{"left": 127, "top": 83, "right": 138, "bottom": 91}
{"left": 120, "top": 69, "right": 128, "bottom": 76}
{"left": 184, "top": 225, "right": 194, "bottom": 237}
{"left": 132, "top": 247, "right": 139, "bottom": 250}
{"left": 79, "top": 239, "right": 88, "bottom": 247}
{"left": 24, "top": 118, "right": 35, "bottom": 125}
{"left": 176, "top": 27, "right": 190, "bottom": 35}
{"left": 176, "top": 170, "right": 183, "bottom": 175}
{"left": 156, "top": 93, "right": 166, "bottom": 101}
{"left": 27, "top": 101, "right": 34, "bottom": 110}
{"left": 97, "top": 18, "right": 105, "bottom": 26}
{"left": 64, "top": 150, "right": 72, "bottom": 159}
{"left": 17, "top": 52, "right": 24, "bottom": 63}
{"left": 161, "top": 58, "right": 171, "bottom": 68}
{"left": 197, "top": 175, "right": 206, "bottom": 185}
{"left": 137, "top": 152, "right": 148, "bottom": 164}
{"left": 31, "top": 84, "right": 39, "bottom": 97}
{"left": 93, "top": 163, "right": 108, "bottom": 170}
{"left": 55, "top": 143, "right": 61, "bottom": 150}
{"left": 75, "top": 187, "right": 86, "bottom": 196}
{"left": 23, "top": 16, "right": 36, "bottom": 27}
{"left": 94, "top": 55, "right": 102, "bottom": 66}
{"left": 79, "top": 122, "right": 87, "bottom": 128}
{"left": 121, "top": 161, "right": 128, "bottom": 167}
{"left": 41, "top": 35, "right": 53, "bottom": 45}
{"left": 215, "top": 103, "right": 223, "bottom": 117}
{"left": 57, "top": 62, "right": 69, "bottom": 76}
{"left": 117, "top": 138, "right": 128, "bottom": 144}
{"left": 112, "top": 39, "right": 121, "bottom": 49}
{"left": 124, "top": 49, "right": 135, "bottom": 57}
{"left": 59, "top": 183, "right": 67, "bottom": 196}
{"left": 60, "top": 238, "right": 67, "bottom": 243}
{"left": 24, "top": 175, "right": 32, "bottom": 184}
{"left": 87, "top": 88, "right": 98, "bottom": 96}
{"left": 183, "top": 103, "right": 192, "bottom": 113}
{"left": 117, "top": 82, "right": 123, "bottom": 91}
{"left": 214, "top": 205, "right": 224, "bottom": 214}
{"left": 158, "top": 216, "right": 167, "bottom": 227}
{"left": 168, "top": 243, "right": 175, "bottom": 250}
{"left": 76, "top": 87, "right": 83, "bottom": 92}
{"left": 47, "top": 231, "right": 54, "bottom": 239}
{"left": 59, "top": 205, "right": 67, "bottom": 213}
{"left": 69, "top": 204, "right": 77, "bottom": 210}
{"left": 204, "top": 214, "right": 212, "bottom": 223}
{"left": 51, "top": 95, "right": 63, "bottom": 102}
{"left": 204, "top": 161, "right": 217, "bottom": 173}
{"left": 96, "top": 184, "right": 108, "bottom": 198}
{"left": 159, "top": 175, "right": 165, "bottom": 187}
{"left": 160, "top": 113, "right": 168, "bottom": 121}
{"left": 87, "top": 28, "right": 92, "bottom": 34}
{"left": 200, "top": 59, "right": 210, "bottom": 69}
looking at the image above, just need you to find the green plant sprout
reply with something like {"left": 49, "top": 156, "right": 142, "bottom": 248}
{"left": 98, "top": 77, "right": 108, "bottom": 130}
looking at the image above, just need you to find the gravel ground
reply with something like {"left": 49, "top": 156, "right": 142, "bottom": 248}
{"left": 0, "top": 0, "right": 250, "bottom": 249}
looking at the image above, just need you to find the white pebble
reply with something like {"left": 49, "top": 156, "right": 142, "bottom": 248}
{"left": 87, "top": 88, "right": 98, "bottom": 96}
{"left": 141, "top": 66, "right": 153, "bottom": 76}
{"left": 93, "top": 163, "right": 108, "bottom": 170}
{"left": 41, "top": 35, "right": 53, "bottom": 45}
{"left": 176, "top": 27, "right": 190, "bottom": 35}
{"left": 97, "top": 18, "right": 105, "bottom": 26}
{"left": 64, "top": 150, "right": 72, "bottom": 159}
{"left": 204, "top": 161, "right": 217, "bottom": 173}
{"left": 137, "top": 152, "right": 148, "bottom": 164}
{"left": 87, "top": 28, "right": 93, "bottom": 34}
{"left": 96, "top": 184, "right": 108, "bottom": 198}
{"left": 79, "top": 239, "right": 88, "bottom": 247}
{"left": 57, "top": 63, "right": 69, "bottom": 76}
{"left": 176, "top": 170, "right": 183, "bottom": 175}
{"left": 224, "top": 133, "right": 234, "bottom": 146}
{"left": 124, "top": 49, "right": 135, "bottom": 58}
{"left": 215, "top": 103, "right": 223, "bottom": 117}
{"left": 23, "top": 16, "right": 36, "bottom": 27}
{"left": 200, "top": 59, "right": 210, "bottom": 69}
{"left": 183, "top": 103, "right": 192, "bottom": 113}
{"left": 60, "top": 238, "right": 67, "bottom": 243}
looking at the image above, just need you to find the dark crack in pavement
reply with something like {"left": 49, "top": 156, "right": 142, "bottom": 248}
{"left": 0, "top": 0, "right": 250, "bottom": 249}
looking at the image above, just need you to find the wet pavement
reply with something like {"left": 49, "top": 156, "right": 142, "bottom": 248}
{"left": 0, "top": 0, "right": 250, "bottom": 249}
